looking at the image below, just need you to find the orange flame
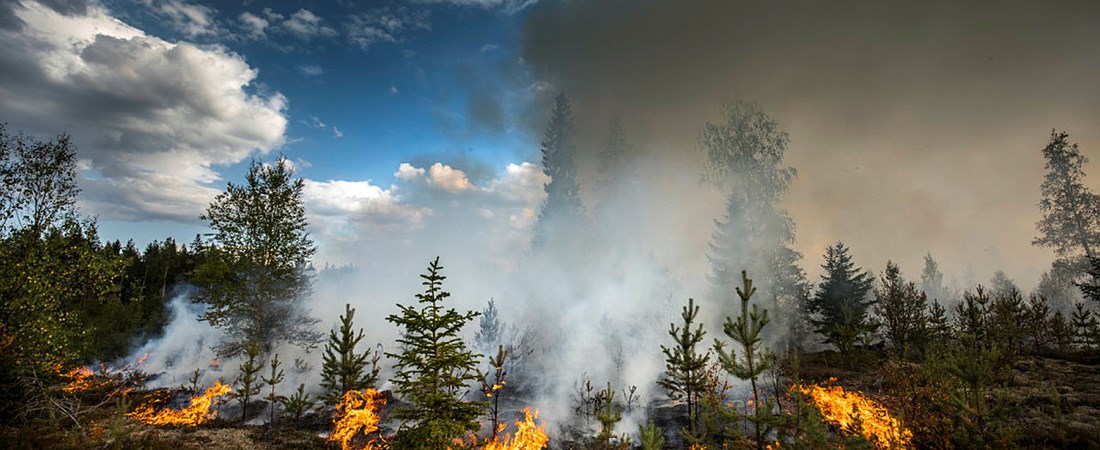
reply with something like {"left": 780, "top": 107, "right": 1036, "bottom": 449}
{"left": 127, "top": 381, "right": 231, "bottom": 426}
{"left": 798, "top": 380, "right": 912, "bottom": 449}
{"left": 481, "top": 407, "right": 549, "bottom": 450}
{"left": 329, "top": 388, "right": 386, "bottom": 450}
{"left": 61, "top": 366, "right": 103, "bottom": 393}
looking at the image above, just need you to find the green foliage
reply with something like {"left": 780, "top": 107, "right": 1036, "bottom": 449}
{"left": 234, "top": 341, "right": 265, "bottom": 423}
{"left": 320, "top": 303, "right": 380, "bottom": 405}
{"left": 658, "top": 297, "right": 710, "bottom": 437}
{"left": 262, "top": 353, "right": 286, "bottom": 425}
{"left": 873, "top": 262, "right": 929, "bottom": 359}
{"left": 385, "top": 257, "right": 485, "bottom": 448}
{"left": 594, "top": 382, "right": 627, "bottom": 450}
{"left": 1071, "top": 303, "right": 1099, "bottom": 349}
{"left": 806, "top": 242, "right": 875, "bottom": 353}
{"left": 192, "top": 156, "right": 321, "bottom": 357}
{"left": 714, "top": 270, "right": 773, "bottom": 449}
{"left": 479, "top": 345, "right": 508, "bottom": 440}
{"left": 637, "top": 420, "right": 664, "bottom": 450}
{"left": 282, "top": 383, "right": 312, "bottom": 423}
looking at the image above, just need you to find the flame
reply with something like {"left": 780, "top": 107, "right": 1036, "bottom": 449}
{"left": 481, "top": 407, "right": 549, "bottom": 450}
{"left": 688, "top": 444, "right": 706, "bottom": 450}
{"left": 330, "top": 388, "right": 386, "bottom": 450}
{"left": 127, "top": 381, "right": 231, "bottom": 426}
{"left": 798, "top": 380, "right": 912, "bottom": 449}
{"left": 61, "top": 366, "right": 102, "bottom": 393}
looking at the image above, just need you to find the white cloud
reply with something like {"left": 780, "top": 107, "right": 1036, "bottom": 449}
{"left": 281, "top": 9, "right": 336, "bottom": 40}
{"left": 427, "top": 163, "right": 472, "bottom": 192}
{"left": 394, "top": 162, "right": 425, "bottom": 181}
{"left": 487, "top": 162, "right": 549, "bottom": 206}
{"left": 416, "top": 0, "right": 541, "bottom": 14}
{"left": 389, "top": 84, "right": 399, "bottom": 95}
{"left": 303, "top": 179, "right": 428, "bottom": 242}
{"left": 310, "top": 116, "right": 326, "bottom": 128}
{"left": 344, "top": 7, "right": 429, "bottom": 51}
{"left": 138, "top": 0, "right": 221, "bottom": 38}
{"left": 238, "top": 11, "right": 269, "bottom": 38}
{"left": 0, "top": 1, "right": 287, "bottom": 221}
{"left": 333, "top": 127, "right": 343, "bottom": 138}
{"left": 479, "top": 43, "right": 499, "bottom": 53}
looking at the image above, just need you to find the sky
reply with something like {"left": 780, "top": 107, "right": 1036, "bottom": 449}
{"left": 2, "top": 0, "right": 1100, "bottom": 292}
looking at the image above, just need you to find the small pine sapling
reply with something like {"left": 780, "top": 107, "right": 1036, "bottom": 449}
{"left": 321, "top": 303, "right": 381, "bottom": 404}
{"left": 714, "top": 271, "right": 774, "bottom": 450}
{"left": 479, "top": 345, "right": 509, "bottom": 440}
{"left": 262, "top": 353, "right": 286, "bottom": 425}
{"left": 282, "top": 383, "right": 313, "bottom": 423}
{"left": 234, "top": 341, "right": 265, "bottom": 423}
{"left": 658, "top": 297, "right": 710, "bottom": 437}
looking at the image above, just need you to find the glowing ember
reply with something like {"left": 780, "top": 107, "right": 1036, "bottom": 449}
{"left": 329, "top": 388, "right": 386, "bottom": 450}
{"left": 798, "top": 380, "right": 912, "bottom": 449}
{"left": 482, "top": 408, "right": 549, "bottom": 450}
{"left": 127, "top": 381, "right": 231, "bottom": 426}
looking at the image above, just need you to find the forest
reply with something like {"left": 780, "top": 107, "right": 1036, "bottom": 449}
{"left": 3, "top": 93, "right": 1100, "bottom": 450}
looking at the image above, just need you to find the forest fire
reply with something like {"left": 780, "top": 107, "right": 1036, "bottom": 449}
{"left": 798, "top": 380, "right": 912, "bottom": 449}
{"left": 126, "top": 381, "right": 231, "bottom": 426}
{"left": 481, "top": 407, "right": 548, "bottom": 450}
{"left": 329, "top": 388, "right": 385, "bottom": 450}
{"left": 61, "top": 366, "right": 101, "bottom": 393}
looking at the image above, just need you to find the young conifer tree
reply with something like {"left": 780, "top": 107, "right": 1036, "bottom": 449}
{"left": 385, "top": 257, "right": 485, "bottom": 448}
{"left": 235, "top": 341, "right": 265, "bottom": 423}
{"left": 658, "top": 297, "right": 710, "bottom": 437}
{"left": 262, "top": 353, "right": 285, "bottom": 425}
{"left": 321, "top": 303, "right": 380, "bottom": 404}
{"left": 714, "top": 270, "right": 773, "bottom": 450}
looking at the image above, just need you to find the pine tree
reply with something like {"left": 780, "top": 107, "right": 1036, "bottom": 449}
{"left": 989, "top": 287, "right": 1026, "bottom": 358}
{"left": 873, "top": 262, "right": 928, "bottom": 359}
{"left": 531, "top": 93, "right": 584, "bottom": 248}
{"left": 927, "top": 299, "right": 952, "bottom": 344}
{"left": 1071, "top": 303, "right": 1097, "bottom": 349}
{"left": 658, "top": 297, "right": 710, "bottom": 437}
{"left": 479, "top": 345, "right": 509, "bottom": 440}
{"left": 1035, "top": 130, "right": 1100, "bottom": 261}
{"left": 234, "top": 341, "right": 265, "bottom": 423}
{"left": 714, "top": 270, "right": 773, "bottom": 449}
{"left": 282, "top": 383, "right": 312, "bottom": 422}
{"left": 638, "top": 420, "right": 665, "bottom": 450}
{"left": 385, "top": 257, "right": 485, "bottom": 448}
{"left": 1024, "top": 294, "right": 1052, "bottom": 354}
{"left": 192, "top": 156, "right": 321, "bottom": 357}
{"left": 954, "top": 286, "right": 991, "bottom": 346}
{"left": 806, "top": 242, "right": 875, "bottom": 353}
{"left": 1079, "top": 257, "right": 1100, "bottom": 309}
{"left": 595, "top": 382, "right": 626, "bottom": 449}
{"left": 262, "top": 353, "right": 286, "bottom": 425}
{"left": 320, "top": 303, "right": 380, "bottom": 405}
{"left": 1049, "top": 310, "right": 1074, "bottom": 351}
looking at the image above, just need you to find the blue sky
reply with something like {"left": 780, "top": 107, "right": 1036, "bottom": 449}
{"left": 0, "top": 0, "right": 552, "bottom": 263}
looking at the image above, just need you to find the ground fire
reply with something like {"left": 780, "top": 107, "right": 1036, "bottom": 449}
{"left": 481, "top": 407, "right": 549, "bottom": 450}
{"left": 798, "top": 380, "right": 912, "bottom": 449}
{"left": 329, "top": 388, "right": 385, "bottom": 450}
{"left": 126, "top": 381, "right": 231, "bottom": 426}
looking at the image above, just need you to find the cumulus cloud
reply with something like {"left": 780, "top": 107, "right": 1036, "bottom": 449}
{"left": 427, "top": 163, "right": 472, "bottom": 192}
{"left": 0, "top": 1, "right": 287, "bottom": 221}
{"left": 238, "top": 11, "right": 268, "bottom": 38}
{"left": 394, "top": 162, "right": 425, "bottom": 181}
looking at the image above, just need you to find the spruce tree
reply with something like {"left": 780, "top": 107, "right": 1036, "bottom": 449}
{"left": 806, "top": 242, "right": 875, "bottom": 353}
{"left": 531, "top": 93, "right": 584, "bottom": 248}
{"left": 658, "top": 297, "right": 710, "bottom": 437}
{"left": 873, "top": 262, "right": 928, "bottom": 359}
{"left": 262, "top": 353, "right": 285, "bottom": 425}
{"left": 320, "top": 303, "right": 380, "bottom": 404}
{"left": 234, "top": 341, "right": 265, "bottom": 423}
{"left": 385, "top": 257, "right": 485, "bottom": 448}
{"left": 714, "top": 270, "right": 773, "bottom": 449}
